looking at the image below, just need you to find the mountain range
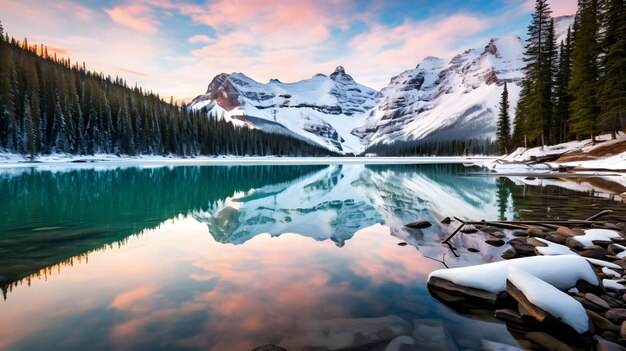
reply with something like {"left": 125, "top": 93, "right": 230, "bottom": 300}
{"left": 190, "top": 15, "right": 574, "bottom": 154}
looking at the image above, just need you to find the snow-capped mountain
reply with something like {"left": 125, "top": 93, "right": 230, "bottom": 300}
{"left": 189, "top": 16, "right": 574, "bottom": 154}
{"left": 359, "top": 36, "right": 524, "bottom": 148}
{"left": 189, "top": 66, "right": 379, "bottom": 153}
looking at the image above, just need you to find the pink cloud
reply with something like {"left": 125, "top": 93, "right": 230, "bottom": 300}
{"left": 105, "top": 4, "right": 160, "bottom": 34}
{"left": 187, "top": 34, "right": 215, "bottom": 44}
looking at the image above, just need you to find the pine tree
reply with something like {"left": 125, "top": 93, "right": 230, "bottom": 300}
{"left": 569, "top": 0, "right": 601, "bottom": 144}
{"left": 497, "top": 82, "right": 511, "bottom": 154}
{"left": 517, "top": 0, "right": 554, "bottom": 147}
{"left": 597, "top": 0, "right": 626, "bottom": 138}
{"left": 554, "top": 29, "right": 573, "bottom": 143}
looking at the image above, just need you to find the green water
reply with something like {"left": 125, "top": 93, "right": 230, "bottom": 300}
{"left": 0, "top": 163, "right": 624, "bottom": 350}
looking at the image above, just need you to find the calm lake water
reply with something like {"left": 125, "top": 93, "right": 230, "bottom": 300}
{"left": 0, "top": 163, "right": 625, "bottom": 351}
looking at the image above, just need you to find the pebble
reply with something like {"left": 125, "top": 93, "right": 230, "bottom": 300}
{"left": 556, "top": 226, "right": 581, "bottom": 238}
{"left": 586, "top": 293, "right": 612, "bottom": 310}
{"left": 460, "top": 227, "right": 478, "bottom": 234}
{"left": 527, "top": 227, "right": 546, "bottom": 237}
{"left": 485, "top": 239, "right": 505, "bottom": 247}
{"left": 527, "top": 237, "right": 548, "bottom": 247}
{"left": 508, "top": 238, "right": 537, "bottom": 257}
{"left": 501, "top": 249, "right": 516, "bottom": 260}
{"left": 405, "top": 220, "right": 431, "bottom": 229}
{"left": 587, "top": 310, "right": 621, "bottom": 333}
{"left": 467, "top": 248, "right": 480, "bottom": 253}
{"left": 524, "top": 332, "right": 574, "bottom": 351}
{"left": 494, "top": 309, "right": 524, "bottom": 324}
{"left": 252, "top": 344, "right": 287, "bottom": 351}
{"left": 595, "top": 336, "right": 626, "bottom": 351}
{"left": 566, "top": 237, "right": 585, "bottom": 250}
{"left": 580, "top": 248, "right": 617, "bottom": 261}
{"left": 606, "top": 309, "right": 626, "bottom": 324}
{"left": 545, "top": 233, "right": 567, "bottom": 244}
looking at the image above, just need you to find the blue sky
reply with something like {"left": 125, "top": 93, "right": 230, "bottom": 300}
{"left": 1, "top": 0, "right": 576, "bottom": 101}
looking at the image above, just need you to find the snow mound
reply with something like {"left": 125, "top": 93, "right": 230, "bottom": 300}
{"left": 428, "top": 255, "right": 598, "bottom": 293}
{"left": 576, "top": 229, "right": 621, "bottom": 247}
{"left": 507, "top": 266, "right": 589, "bottom": 334}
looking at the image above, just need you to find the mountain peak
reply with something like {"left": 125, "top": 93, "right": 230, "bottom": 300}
{"left": 334, "top": 65, "right": 346, "bottom": 74}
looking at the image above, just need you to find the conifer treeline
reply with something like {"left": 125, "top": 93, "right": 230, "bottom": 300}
{"left": 505, "top": 0, "right": 625, "bottom": 150}
{"left": 0, "top": 22, "right": 333, "bottom": 157}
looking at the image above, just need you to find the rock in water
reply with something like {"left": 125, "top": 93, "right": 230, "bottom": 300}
{"left": 411, "top": 319, "right": 458, "bottom": 351}
{"left": 508, "top": 239, "right": 536, "bottom": 257}
{"left": 405, "top": 220, "right": 431, "bottom": 229}
{"left": 279, "top": 315, "right": 412, "bottom": 350}
{"left": 595, "top": 336, "right": 626, "bottom": 351}
{"left": 251, "top": 345, "right": 286, "bottom": 351}
{"left": 480, "top": 339, "right": 524, "bottom": 351}
{"left": 384, "top": 336, "right": 418, "bottom": 351}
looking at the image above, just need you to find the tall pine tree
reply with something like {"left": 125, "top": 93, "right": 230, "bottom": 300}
{"left": 497, "top": 82, "right": 511, "bottom": 154}
{"left": 597, "top": 0, "right": 626, "bottom": 138}
{"left": 569, "top": 0, "right": 601, "bottom": 144}
{"left": 554, "top": 29, "right": 573, "bottom": 143}
{"left": 516, "top": 0, "right": 554, "bottom": 147}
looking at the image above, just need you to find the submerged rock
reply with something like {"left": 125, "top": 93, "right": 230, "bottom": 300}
{"left": 251, "top": 344, "right": 286, "bottom": 351}
{"left": 279, "top": 315, "right": 412, "bottom": 350}
{"left": 411, "top": 319, "right": 458, "bottom": 351}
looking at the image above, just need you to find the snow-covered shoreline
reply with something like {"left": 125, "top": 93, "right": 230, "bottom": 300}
{"left": 480, "top": 133, "right": 626, "bottom": 173}
{"left": 0, "top": 153, "right": 499, "bottom": 168}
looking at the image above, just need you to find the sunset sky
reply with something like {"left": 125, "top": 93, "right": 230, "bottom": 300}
{"left": 1, "top": 0, "right": 576, "bottom": 102}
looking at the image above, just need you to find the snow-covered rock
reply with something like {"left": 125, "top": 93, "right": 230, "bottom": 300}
{"left": 507, "top": 266, "right": 589, "bottom": 334}
{"left": 428, "top": 255, "right": 599, "bottom": 293}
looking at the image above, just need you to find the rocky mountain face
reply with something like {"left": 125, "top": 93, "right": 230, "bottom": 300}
{"left": 190, "top": 66, "right": 379, "bottom": 153}
{"left": 189, "top": 16, "right": 573, "bottom": 154}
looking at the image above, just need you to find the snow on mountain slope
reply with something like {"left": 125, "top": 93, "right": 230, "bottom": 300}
{"left": 189, "top": 66, "right": 380, "bottom": 154}
{"left": 189, "top": 16, "right": 574, "bottom": 154}
{"left": 359, "top": 36, "right": 525, "bottom": 147}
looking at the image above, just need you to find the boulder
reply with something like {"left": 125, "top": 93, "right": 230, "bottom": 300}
{"left": 440, "top": 217, "right": 451, "bottom": 224}
{"left": 528, "top": 227, "right": 547, "bottom": 237}
{"left": 512, "top": 230, "right": 529, "bottom": 237}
